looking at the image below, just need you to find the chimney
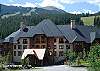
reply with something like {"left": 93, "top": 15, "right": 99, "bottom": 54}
{"left": 71, "top": 20, "right": 76, "bottom": 29}
{"left": 20, "top": 22, "right": 26, "bottom": 30}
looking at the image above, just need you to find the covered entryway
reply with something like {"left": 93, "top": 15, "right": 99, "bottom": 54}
{"left": 21, "top": 49, "right": 46, "bottom": 66}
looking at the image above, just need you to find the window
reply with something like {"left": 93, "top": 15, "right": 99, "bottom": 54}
{"left": 54, "top": 38, "right": 56, "bottom": 43}
{"left": 76, "top": 43, "right": 78, "bottom": 45}
{"left": 54, "top": 51, "right": 56, "bottom": 56}
{"left": 41, "top": 36, "right": 46, "bottom": 43}
{"left": 75, "top": 42, "right": 81, "bottom": 45}
{"left": 14, "top": 45, "right": 16, "bottom": 49}
{"left": 59, "top": 51, "right": 64, "bottom": 56}
{"left": 23, "top": 28, "right": 28, "bottom": 32}
{"left": 66, "top": 45, "right": 70, "bottom": 49}
{"left": 32, "top": 45, "right": 34, "bottom": 48}
{"left": 35, "top": 37, "right": 40, "bottom": 43}
{"left": 36, "top": 45, "right": 40, "bottom": 48}
{"left": 17, "top": 39, "right": 20, "bottom": 44}
{"left": 23, "top": 45, "right": 27, "bottom": 49}
{"left": 54, "top": 45, "right": 56, "bottom": 49}
{"left": 23, "top": 39, "right": 28, "bottom": 44}
{"left": 14, "top": 51, "right": 16, "bottom": 56}
{"left": 59, "top": 45, "right": 64, "bottom": 49}
{"left": 59, "top": 38, "right": 64, "bottom": 43}
{"left": 41, "top": 45, "right": 45, "bottom": 48}
{"left": 18, "top": 45, "right": 22, "bottom": 49}
{"left": 18, "top": 51, "right": 22, "bottom": 56}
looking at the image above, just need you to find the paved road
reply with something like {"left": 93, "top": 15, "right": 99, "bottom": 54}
{"left": 21, "top": 65, "right": 87, "bottom": 71}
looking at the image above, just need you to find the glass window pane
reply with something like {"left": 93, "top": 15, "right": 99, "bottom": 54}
{"left": 18, "top": 45, "right": 22, "bottom": 49}
{"left": 54, "top": 51, "right": 56, "bottom": 56}
{"left": 14, "top": 51, "right": 16, "bottom": 56}
{"left": 41, "top": 36, "right": 46, "bottom": 43}
{"left": 23, "top": 45, "right": 27, "bottom": 49}
{"left": 41, "top": 45, "right": 45, "bottom": 48}
{"left": 59, "top": 38, "right": 64, "bottom": 43}
{"left": 59, "top": 51, "right": 64, "bottom": 56}
{"left": 54, "top": 45, "right": 56, "bottom": 49}
{"left": 14, "top": 45, "right": 16, "bottom": 49}
{"left": 23, "top": 39, "right": 28, "bottom": 44}
{"left": 54, "top": 39, "right": 56, "bottom": 43}
{"left": 18, "top": 51, "right": 22, "bottom": 56}
{"left": 59, "top": 45, "right": 64, "bottom": 49}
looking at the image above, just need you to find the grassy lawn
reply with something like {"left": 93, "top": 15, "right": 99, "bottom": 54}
{"left": 79, "top": 60, "right": 90, "bottom": 66}
{"left": 81, "top": 15, "right": 100, "bottom": 26}
{"left": 81, "top": 16, "right": 95, "bottom": 26}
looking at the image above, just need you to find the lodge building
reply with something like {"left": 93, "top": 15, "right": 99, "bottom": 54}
{"left": 0, "top": 19, "right": 100, "bottom": 66}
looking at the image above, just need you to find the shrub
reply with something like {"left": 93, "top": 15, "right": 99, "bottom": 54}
{"left": 88, "top": 44, "right": 100, "bottom": 71}
{"left": 0, "top": 63, "right": 3, "bottom": 71}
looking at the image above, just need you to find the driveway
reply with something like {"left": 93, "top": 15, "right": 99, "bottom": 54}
{"left": 21, "top": 65, "right": 87, "bottom": 71}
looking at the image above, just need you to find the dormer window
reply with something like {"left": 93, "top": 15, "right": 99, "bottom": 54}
{"left": 23, "top": 39, "right": 28, "bottom": 44}
{"left": 23, "top": 28, "right": 28, "bottom": 32}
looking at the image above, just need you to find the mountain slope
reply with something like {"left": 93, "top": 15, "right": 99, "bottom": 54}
{"left": 95, "top": 11, "right": 100, "bottom": 16}
{"left": 29, "top": 7, "right": 66, "bottom": 14}
{"left": 0, "top": 4, "right": 82, "bottom": 38}
{"left": 0, "top": 4, "right": 32, "bottom": 15}
{"left": 0, "top": 4, "right": 67, "bottom": 16}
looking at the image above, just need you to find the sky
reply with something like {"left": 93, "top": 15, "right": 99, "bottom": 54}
{"left": 0, "top": 0, "right": 100, "bottom": 14}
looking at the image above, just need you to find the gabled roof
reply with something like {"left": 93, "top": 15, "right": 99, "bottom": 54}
{"left": 4, "top": 19, "right": 63, "bottom": 43}
{"left": 57, "top": 25, "right": 77, "bottom": 43}
{"left": 21, "top": 49, "right": 46, "bottom": 60}
{"left": 36, "top": 19, "right": 63, "bottom": 37}
{"left": 74, "top": 26, "right": 95, "bottom": 43}
{"left": 4, "top": 29, "right": 21, "bottom": 43}
{"left": 3, "top": 19, "right": 100, "bottom": 43}
{"left": 57, "top": 25, "right": 96, "bottom": 43}
{"left": 4, "top": 26, "right": 35, "bottom": 43}
{"left": 96, "top": 28, "right": 100, "bottom": 38}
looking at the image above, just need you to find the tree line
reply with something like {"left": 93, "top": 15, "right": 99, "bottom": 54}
{"left": 94, "top": 16, "right": 100, "bottom": 27}
{"left": 0, "top": 13, "right": 83, "bottom": 38}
